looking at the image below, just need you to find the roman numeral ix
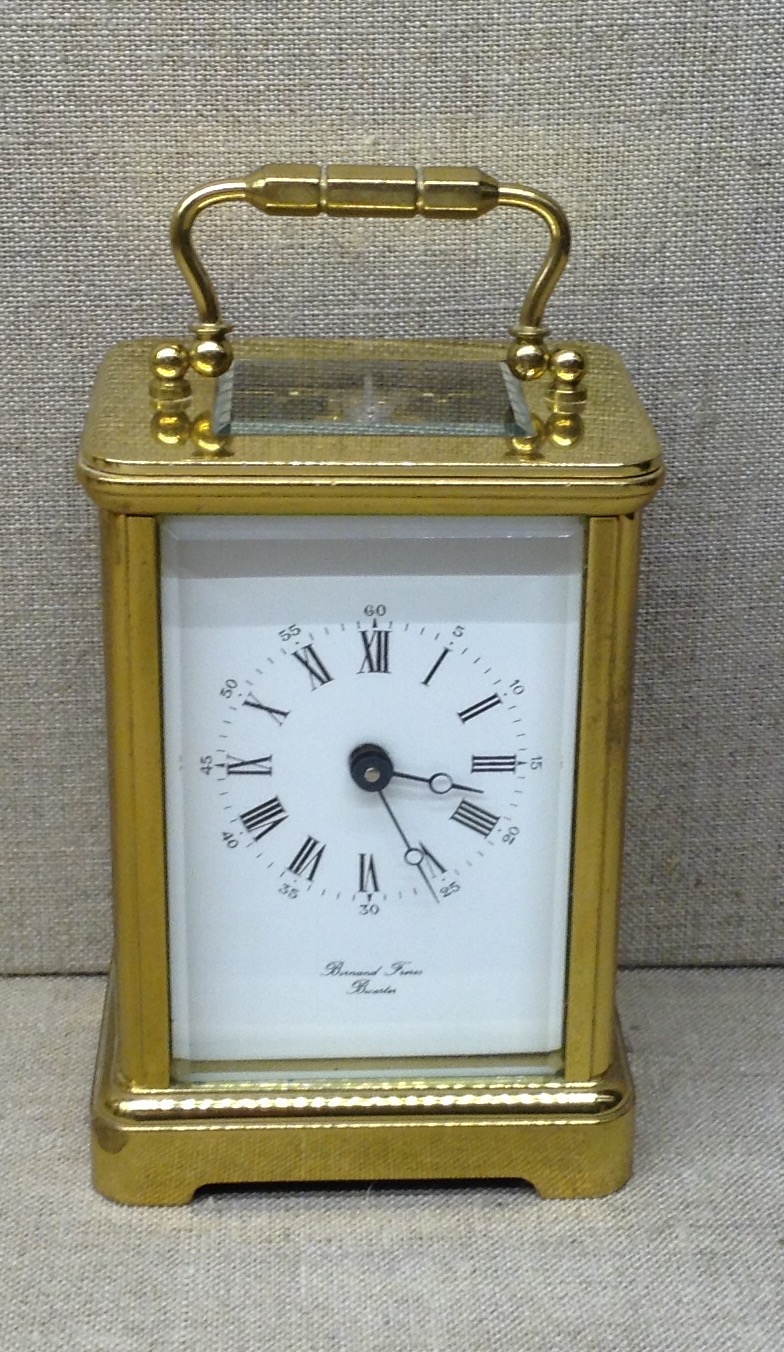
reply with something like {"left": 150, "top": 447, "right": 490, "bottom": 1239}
{"left": 225, "top": 754, "right": 273, "bottom": 775}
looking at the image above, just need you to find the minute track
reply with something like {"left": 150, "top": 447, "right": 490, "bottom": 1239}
{"left": 219, "top": 622, "right": 526, "bottom": 906}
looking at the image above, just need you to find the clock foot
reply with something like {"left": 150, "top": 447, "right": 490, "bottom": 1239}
{"left": 91, "top": 973, "right": 634, "bottom": 1205}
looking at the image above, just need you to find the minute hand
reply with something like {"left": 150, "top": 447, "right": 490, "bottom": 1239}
{"left": 391, "top": 770, "right": 483, "bottom": 796}
{"left": 377, "top": 789, "right": 440, "bottom": 901}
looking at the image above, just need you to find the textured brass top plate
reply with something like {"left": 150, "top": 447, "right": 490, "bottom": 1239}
{"left": 78, "top": 337, "right": 663, "bottom": 516}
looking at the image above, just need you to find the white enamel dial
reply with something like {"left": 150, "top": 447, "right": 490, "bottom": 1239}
{"left": 161, "top": 516, "right": 584, "bottom": 1071}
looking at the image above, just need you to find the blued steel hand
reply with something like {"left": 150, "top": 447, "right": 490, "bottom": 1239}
{"left": 391, "top": 770, "right": 483, "bottom": 796}
{"left": 377, "top": 788, "right": 439, "bottom": 902}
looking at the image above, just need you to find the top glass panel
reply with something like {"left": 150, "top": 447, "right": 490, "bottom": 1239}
{"left": 219, "top": 355, "right": 533, "bottom": 438}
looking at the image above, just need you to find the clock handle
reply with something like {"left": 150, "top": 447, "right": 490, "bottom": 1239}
{"left": 154, "top": 164, "right": 570, "bottom": 384}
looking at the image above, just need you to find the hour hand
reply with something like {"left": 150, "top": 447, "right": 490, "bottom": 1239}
{"left": 391, "top": 769, "right": 483, "bottom": 796}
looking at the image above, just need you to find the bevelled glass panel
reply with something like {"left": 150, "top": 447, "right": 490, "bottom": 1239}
{"left": 218, "top": 356, "right": 533, "bottom": 437}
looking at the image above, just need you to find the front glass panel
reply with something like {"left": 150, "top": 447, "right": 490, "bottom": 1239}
{"left": 161, "top": 516, "right": 584, "bottom": 1082}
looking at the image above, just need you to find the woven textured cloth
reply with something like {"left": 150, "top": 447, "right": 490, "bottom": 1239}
{"left": 1, "top": 2, "right": 782, "bottom": 971}
{"left": 2, "top": 969, "right": 782, "bottom": 1349}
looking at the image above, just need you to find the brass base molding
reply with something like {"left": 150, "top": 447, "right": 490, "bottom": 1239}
{"left": 92, "top": 973, "right": 634, "bottom": 1206}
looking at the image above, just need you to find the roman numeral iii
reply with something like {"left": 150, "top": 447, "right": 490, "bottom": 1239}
{"left": 450, "top": 799, "right": 500, "bottom": 837}
{"left": 358, "top": 628, "right": 390, "bottom": 674}
{"left": 240, "top": 796, "right": 288, "bottom": 841}
{"left": 471, "top": 755, "right": 517, "bottom": 773}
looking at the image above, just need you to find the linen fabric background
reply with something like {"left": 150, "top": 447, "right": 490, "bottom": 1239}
{"left": 1, "top": 0, "right": 782, "bottom": 973}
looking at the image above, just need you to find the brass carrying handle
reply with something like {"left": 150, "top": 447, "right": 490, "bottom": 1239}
{"left": 153, "top": 164, "right": 571, "bottom": 384}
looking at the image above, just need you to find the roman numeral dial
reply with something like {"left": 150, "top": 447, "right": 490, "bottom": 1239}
{"left": 214, "top": 620, "right": 528, "bottom": 905}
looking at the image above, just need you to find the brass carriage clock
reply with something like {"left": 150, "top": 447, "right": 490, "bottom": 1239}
{"left": 79, "top": 163, "right": 662, "bottom": 1205}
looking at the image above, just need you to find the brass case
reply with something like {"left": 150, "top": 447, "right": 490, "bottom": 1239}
{"left": 79, "top": 335, "right": 662, "bottom": 1204}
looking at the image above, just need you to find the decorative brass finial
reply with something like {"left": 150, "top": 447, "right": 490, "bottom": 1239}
{"left": 506, "top": 339, "right": 548, "bottom": 382}
{"left": 152, "top": 341, "right": 191, "bottom": 382}
{"left": 549, "top": 347, "right": 586, "bottom": 385}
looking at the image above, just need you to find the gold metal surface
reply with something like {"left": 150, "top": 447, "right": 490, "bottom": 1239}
{"left": 79, "top": 337, "right": 662, "bottom": 518}
{"left": 92, "top": 970, "right": 634, "bottom": 1205}
{"left": 165, "top": 164, "right": 569, "bottom": 377}
{"left": 100, "top": 514, "right": 170, "bottom": 1087}
{"left": 564, "top": 515, "right": 641, "bottom": 1081}
{"left": 89, "top": 477, "right": 653, "bottom": 1196}
{"left": 82, "top": 193, "right": 661, "bottom": 1202}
